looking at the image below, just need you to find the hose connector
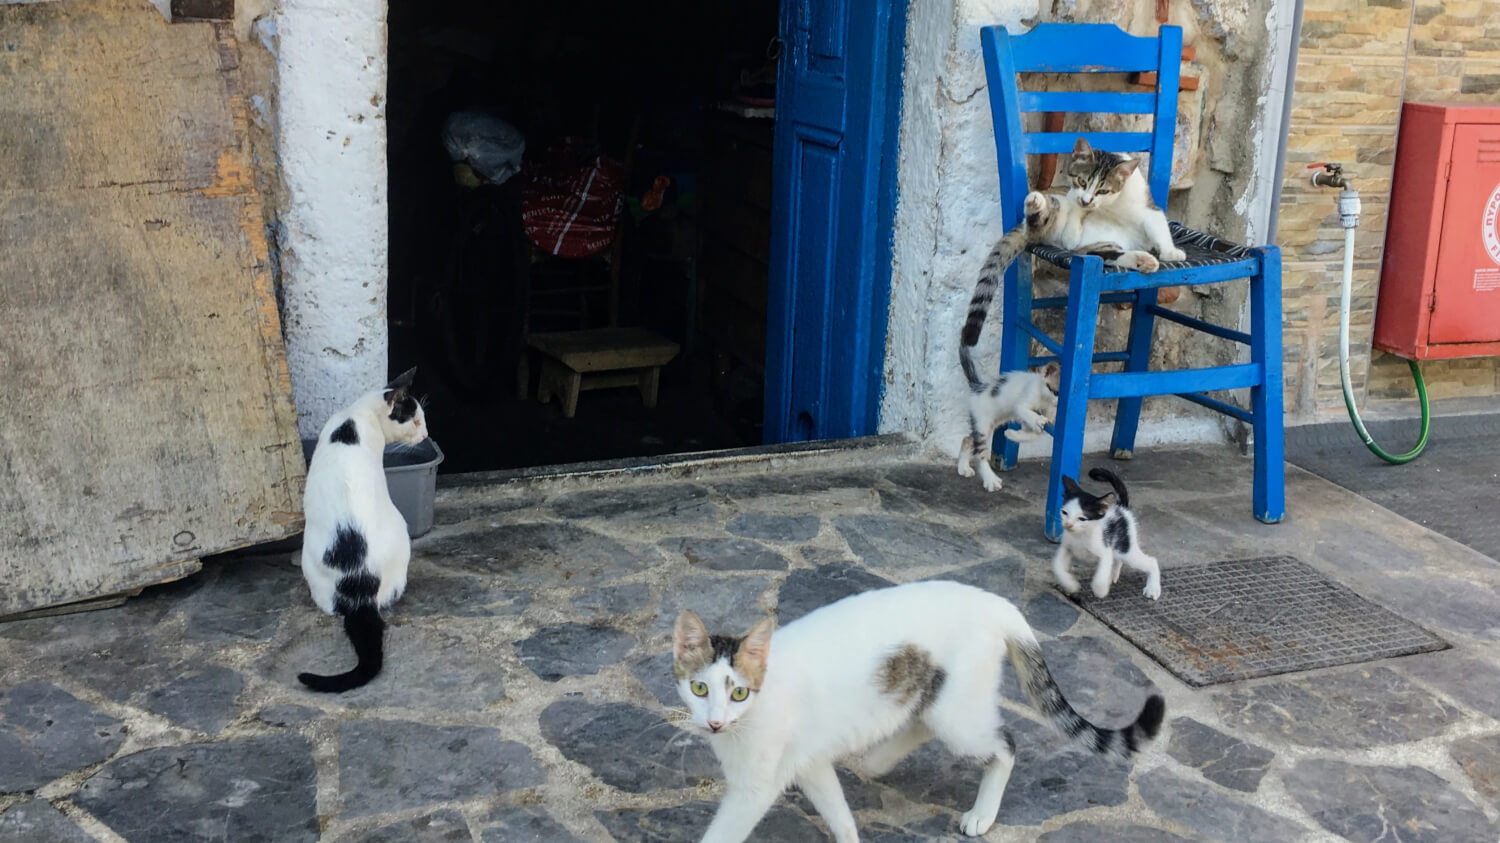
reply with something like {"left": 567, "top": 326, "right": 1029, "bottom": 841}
{"left": 1338, "top": 187, "right": 1361, "bottom": 229}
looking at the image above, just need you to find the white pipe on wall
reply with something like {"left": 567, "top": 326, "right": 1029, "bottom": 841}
{"left": 274, "top": 0, "right": 390, "bottom": 438}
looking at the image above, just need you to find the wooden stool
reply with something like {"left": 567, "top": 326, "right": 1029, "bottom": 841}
{"left": 527, "top": 327, "right": 680, "bottom": 418}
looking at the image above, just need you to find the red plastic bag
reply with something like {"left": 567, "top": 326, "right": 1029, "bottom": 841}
{"left": 520, "top": 138, "right": 625, "bottom": 258}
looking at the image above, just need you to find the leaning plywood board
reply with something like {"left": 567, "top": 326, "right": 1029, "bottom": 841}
{"left": 0, "top": 0, "right": 304, "bottom": 616}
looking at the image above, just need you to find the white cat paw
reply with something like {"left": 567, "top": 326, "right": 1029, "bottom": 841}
{"left": 959, "top": 809, "right": 996, "bottom": 837}
{"left": 1024, "top": 191, "right": 1046, "bottom": 215}
{"left": 1091, "top": 580, "right": 1113, "bottom": 599}
{"left": 1161, "top": 246, "right": 1187, "bottom": 262}
{"left": 1143, "top": 581, "right": 1162, "bottom": 600}
{"left": 957, "top": 462, "right": 976, "bottom": 478}
{"left": 1056, "top": 574, "right": 1081, "bottom": 594}
{"left": 981, "top": 473, "right": 1003, "bottom": 492}
{"left": 1003, "top": 428, "right": 1040, "bottom": 442}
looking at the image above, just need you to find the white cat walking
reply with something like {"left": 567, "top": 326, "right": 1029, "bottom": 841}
{"left": 672, "top": 581, "right": 1164, "bottom": 842}
{"left": 298, "top": 368, "right": 429, "bottom": 692}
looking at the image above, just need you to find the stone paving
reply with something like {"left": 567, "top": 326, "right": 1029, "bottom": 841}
{"left": 2, "top": 437, "right": 1500, "bottom": 842}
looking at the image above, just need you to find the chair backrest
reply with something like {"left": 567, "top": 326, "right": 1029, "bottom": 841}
{"left": 980, "top": 23, "right": 1183, "bottom": 229}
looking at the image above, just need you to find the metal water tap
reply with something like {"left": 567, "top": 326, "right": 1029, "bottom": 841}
{"left": 1309, "top": 162, "right": 1360, "bottom": 229}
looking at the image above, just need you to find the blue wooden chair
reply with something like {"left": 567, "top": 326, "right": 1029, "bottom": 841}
{"left": 980, "top": 23, "right": 1284, "bottom": 540}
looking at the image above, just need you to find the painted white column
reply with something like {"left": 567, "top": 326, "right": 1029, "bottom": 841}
{"left": 274, "top": 0, "right": 389, "bottom": 438}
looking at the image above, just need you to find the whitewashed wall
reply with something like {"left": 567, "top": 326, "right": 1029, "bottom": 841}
{"left": 272, "top": 0, "right": 390, "bottom": 438}
{"left": 881, "top": 0, "right": 1292, "bottom": 457}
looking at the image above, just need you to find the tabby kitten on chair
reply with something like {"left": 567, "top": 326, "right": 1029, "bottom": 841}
{"left": 672, "top": 581, "right": 1164, "bottom": 842}
{"left": 1054, "top": 467, "right": 1162, "bottom": 600}
{"left": 298, "top": 368, "right": 429, "bottom": 692}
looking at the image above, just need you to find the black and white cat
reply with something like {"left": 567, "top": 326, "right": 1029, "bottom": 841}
{"left": 955, "top": 361, "right": 1059, "bottom": 492}
{"left": 297, "top": 368, "right": 428, "bottom": 693}
{"left": 672, "top": 581, "right": 1164, "bottom": 841}
{"left": 1055, "top": 467, "right": 1161, "bottom": 600}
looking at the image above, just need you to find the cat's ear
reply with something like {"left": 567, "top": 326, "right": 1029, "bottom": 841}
{"left": 1061, "top": 475, "right": 1084, "bottom": 499}
{"left": 735, "top": 617, "right": 776, "bottom": 687}
{"left": 673, "top": 611, "right": 711, "bottom": 665}
{"left": 1042, "top": 361, "right": 1061, "bottom": 391}
{"left": 1114, "top": 157, "right": 1141, "bottom": 179}
{"left": 740, "top": 617, "right": 775, "bottom": 668}
{"left": 384, "top": 367, "right": 417, "bottom": 403}
{"left": 1097, "top": 492, "right": 1117, "bottom": 510}
{"left": 1072, "top": 137, "right": 1093, "bottom": 157}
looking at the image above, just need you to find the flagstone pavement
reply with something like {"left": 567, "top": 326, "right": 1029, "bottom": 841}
{"left": 2, "top": 436, "right": 1498, "bottom": 842}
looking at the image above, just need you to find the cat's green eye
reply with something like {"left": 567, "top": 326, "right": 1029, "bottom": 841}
{"left": 690, "top": 681, "right": 708, "bottom": 697}
{"left": 730, "top": 686, "right": 750, "bottom": 702}
{"left": 1097, "top": 188, "right": 1112, "bottom": 195}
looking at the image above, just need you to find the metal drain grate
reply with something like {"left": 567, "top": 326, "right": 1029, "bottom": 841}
{"left": 1068, "top": 556, "right": 1449, "bottom": 687}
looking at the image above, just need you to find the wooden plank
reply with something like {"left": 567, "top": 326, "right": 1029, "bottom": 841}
{"left": 527, "top": 328, "right": 681, "bottom": 372}
{"left": 0, "top": 0, "right": 303, "bottom": 616}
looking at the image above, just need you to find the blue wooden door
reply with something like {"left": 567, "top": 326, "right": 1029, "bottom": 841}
{"left": 763, "top": 0, "right": 904, "bottom": 442}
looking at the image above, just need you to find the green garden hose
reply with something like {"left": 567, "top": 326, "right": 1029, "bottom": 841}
{"left": 1333, "top": 212, "right": 1430, "bottom": 465}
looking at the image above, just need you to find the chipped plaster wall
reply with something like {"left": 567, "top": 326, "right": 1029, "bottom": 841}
{"left": 264, "top": 0, "right": 389, "bottom": 438}
{"left": 882, "top": 0, "right": 1289, "bottom": 457}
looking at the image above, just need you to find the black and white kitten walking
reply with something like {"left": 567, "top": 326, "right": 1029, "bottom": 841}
{"left": 1055, "top": 467, "right": 1161, "bottom": 600}
{"left": 298, "top": 368, "right": 429, "bottom": 692}
{"left": 672, "top": 581, "right": 1164, "bottom": 841}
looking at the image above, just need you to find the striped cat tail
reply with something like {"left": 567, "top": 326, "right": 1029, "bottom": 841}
{"left": 959, "top": 225, "right": 1030, "bottom": 390}
{"left": 1006, "top": 637, "right": 1164, "bottom": 760}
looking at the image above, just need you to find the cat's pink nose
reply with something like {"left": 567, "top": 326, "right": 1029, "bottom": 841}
{"left": 708, "top": 720, "right": 724, "bottom": 732}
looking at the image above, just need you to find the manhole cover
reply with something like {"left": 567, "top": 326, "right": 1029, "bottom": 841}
{"left": 1068, "top": 556, "right": 1449, "bottom": 687}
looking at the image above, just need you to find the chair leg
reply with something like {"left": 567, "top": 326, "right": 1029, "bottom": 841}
{"left": 997, "top": 260, "right": 1034, "bottom": 471}
{"left": 1249, "top": 246, "right": 1285, "bottom": 524}
{"left": 1046, "top": 259, "right": 1104, "bottom": 542}
{"left": 560, "top": 369, "right": 583, "bottom": 419}
{"left": 1110, "top": 287, "right": 1158, "bottom": 460}
{"left": 639, "top": 367, "right": 661, "bottom": 408}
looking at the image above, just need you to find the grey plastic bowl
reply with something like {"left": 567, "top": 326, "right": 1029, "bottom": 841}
{"left": 383, "top": 440, "right": 444, "bottom": 537}
{"left": 301, "top": 438, "right": 445, "bottom": 538}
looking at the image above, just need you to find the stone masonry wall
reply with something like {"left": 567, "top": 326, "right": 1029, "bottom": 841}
{"left": 1278, "top": 0, "right": 1500, "bottom": 421}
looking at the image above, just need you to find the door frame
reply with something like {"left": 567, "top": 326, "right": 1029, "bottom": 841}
{"left": 762, "top": 0, "right": 909, "bottom": 443}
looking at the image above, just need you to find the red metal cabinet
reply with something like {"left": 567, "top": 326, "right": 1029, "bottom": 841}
{"left": 1375, "top": 102, "right": 1500, "bottom": 360}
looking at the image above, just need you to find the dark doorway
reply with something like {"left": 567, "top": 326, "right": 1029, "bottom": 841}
{"left": 386, "top": 1, "right": 780, "bottom": 472}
